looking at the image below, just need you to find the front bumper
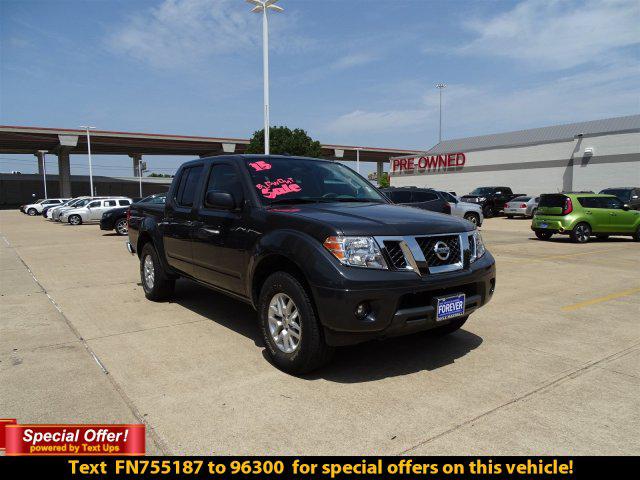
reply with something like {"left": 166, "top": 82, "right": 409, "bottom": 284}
{"left": 313, "top": 252, "right": 496, "bottom": 346}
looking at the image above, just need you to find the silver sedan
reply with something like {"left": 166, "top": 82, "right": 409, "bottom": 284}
{"left": 504, "top": 196, "right": 539, "bottom": 218}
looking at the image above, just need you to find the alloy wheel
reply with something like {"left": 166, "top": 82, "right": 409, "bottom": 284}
{"left": 143, "top": 255, "right": 155, "bottom": 289}
{"left": 116, "top": 219, "right": 128, "bottom": 235}
{"left": 575, "top": 224, "right": 590, "bottom": 243}
{"left": 69, "top": 216, "right": 80, "bottom": 225}
{"left": 268, "top": 293, "right": 301, "bottom": 354}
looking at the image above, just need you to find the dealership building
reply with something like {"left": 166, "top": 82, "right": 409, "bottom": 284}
{"left": 390, "top": 115, "right": 640, "bottom": 196}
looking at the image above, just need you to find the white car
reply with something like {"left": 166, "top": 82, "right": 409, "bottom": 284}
{"left": 47, "top": 197, "right": 97, "bottom": 221}
{"left": 60, "top": 198, "right": 133, "bottom": 225}
{"left": 437, "top": 190, "right": 484, "bottom": 226}
{"left": 23, "top": 198, "right": 69, "bottom": 216}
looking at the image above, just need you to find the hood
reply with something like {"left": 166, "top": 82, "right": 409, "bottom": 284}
{"left": 267, "top": 202, "right": 472, "bottom": 237}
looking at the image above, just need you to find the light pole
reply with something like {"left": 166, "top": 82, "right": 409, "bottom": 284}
{"left": 37, "top": 150, "right": 48, "bottom": 199}
{"left": 435, "top": 83, "right": 447, "bottom": 143}
{"left": 80, "top": 125, "right": 96, "bottom": 195}
{"left": 247, "top": 0, "right": 283, "bottom": 155}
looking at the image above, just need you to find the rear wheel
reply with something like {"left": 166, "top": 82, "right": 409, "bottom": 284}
{"left": 140, "top": 242, "right": 175, "bottom": 301}
{"left": 115, "top": 218, "right": 128, "bottom": 236}
{"left": 506, "top": 215, "right": 513, "bottom": 219}
{"left": 535, "top": 231, "right": 553, "bottom": 240}
{"left": 571, "top": 222, "right": 591, "bottom": 243}
{"left": 633, "top": 226, "right": 640, "bottom": 242}
{"left": 483, "top": 206, "right": 493, "bottom": 218}
{"left": 259, "top": 272, "right": 333, "bottom": 375}
{"left": 68, "top": 214, "right": 82, "bottom": 225}
{"left": 27, "top": 208, "right": 37, "bottom": 216}
{"left": 463, "top": 212, "right": 480, "bottom": 226}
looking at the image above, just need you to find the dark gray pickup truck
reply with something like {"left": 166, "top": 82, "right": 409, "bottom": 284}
{"left": 127, "top": 155, "right": 496, "bottom": 374}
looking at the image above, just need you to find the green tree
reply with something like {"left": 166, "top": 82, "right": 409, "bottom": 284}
{"left": 378, "top": 172, "right": 390, "bottom": 188}
{"left": 246, "top": 126, "right": 322, "bottom": 157}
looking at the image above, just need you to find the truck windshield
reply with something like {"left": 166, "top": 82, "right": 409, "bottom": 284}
{"left": 600, "top": 189, "right": 631, "bottom": 202}
{"left": 244, "top": 158, "right": 387, "bottom": 205}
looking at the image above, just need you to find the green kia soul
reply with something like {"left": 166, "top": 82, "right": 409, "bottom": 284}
{"left": 532, "top": 193, "right": 640, "bottom": 243}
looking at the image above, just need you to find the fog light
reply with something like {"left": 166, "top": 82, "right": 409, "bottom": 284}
{"left": 355, "top": 302, "right": 371, "bottom": 320}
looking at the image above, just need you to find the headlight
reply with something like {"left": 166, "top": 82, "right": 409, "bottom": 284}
{"left": 323, "top": 236, "right": 388, "bottom": 269}
{"left": 470, "top": 230, "right": 486, "bottom": 262}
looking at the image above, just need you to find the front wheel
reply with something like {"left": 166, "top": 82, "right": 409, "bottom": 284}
{"left": 483, "top": 206, "right": 493, "bottom": 218}
{"left": 68, "top": 214, "right": 82, "bottom": 225}
{"left": 535, "top": 231, "right": 553, "bottom": 240}
{"left": 571, "top": 222, "right": 591, "bottom": 243}
{"left": 27, "top": 208, "right": 37, "bottom": 216}
{"left": 115, "top": 218, "right": 128, "bottom": 236}
{"left": 140, "top": 242, "right": 175, "bottom": 301}
{"left": 506, "top": 215, "right": 513, "bottom": 219}
{"left": 259, "top": 272, "right": 333, "bottom": 375}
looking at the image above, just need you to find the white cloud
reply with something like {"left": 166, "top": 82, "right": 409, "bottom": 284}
{"left": 459, "top": 0, "right": 640, "bottom": 70}
{"left": 331, "top": 52, "right": 377, "bottom": 70}
{"left": 324, "top": 59, "right": 639, "bottom": 140}
{"left": 326, "top": 108, "right": 433, "bottom": 134}
{"left": 106, "top": 0, "right": 257, "bottom": 69}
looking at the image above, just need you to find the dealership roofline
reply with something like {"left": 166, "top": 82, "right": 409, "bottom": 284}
{"left": 390, "top": 114, "right": 640, "bottom": 159}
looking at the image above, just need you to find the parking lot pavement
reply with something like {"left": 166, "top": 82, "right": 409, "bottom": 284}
{"left": 1, "top": 211, "right": 639, "bottom": 455}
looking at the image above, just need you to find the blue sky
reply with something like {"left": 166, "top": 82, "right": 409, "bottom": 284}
{"left": 1, "top": 0, "right": 639, "bottom": 177}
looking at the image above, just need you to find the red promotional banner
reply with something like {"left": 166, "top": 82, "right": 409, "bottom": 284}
{"left": 0, "top": 419, "right": 17, "bottom": 449}
{"left": 4, "top": 424, "right": 145, "bottom": 456}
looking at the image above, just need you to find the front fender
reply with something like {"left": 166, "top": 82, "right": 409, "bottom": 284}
{"left": 245, "top": 230, "right": 343, "bottom": 298}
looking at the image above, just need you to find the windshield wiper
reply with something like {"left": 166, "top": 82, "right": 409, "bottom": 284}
{"left": 331, "top": 198, "right": 385, "bottom": 203}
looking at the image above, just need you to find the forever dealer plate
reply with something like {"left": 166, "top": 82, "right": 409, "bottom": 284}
{"left": 436, "top": 294, "right": 466, "bottom": 321}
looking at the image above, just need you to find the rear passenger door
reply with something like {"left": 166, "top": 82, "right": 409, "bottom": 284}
{"left": 164, "top": 164, "right": 204, "bottom": 276}
{"left": 578, "top": 197, "right": 608, "bottom": 232}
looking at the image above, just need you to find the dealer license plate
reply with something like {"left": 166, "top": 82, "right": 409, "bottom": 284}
{"left": 436, "top": 294, "right": 466, "bottom": 322}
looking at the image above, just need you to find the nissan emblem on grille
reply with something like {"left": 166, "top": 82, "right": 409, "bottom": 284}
{"left": 433, "top": 240, "right": 451, "bottom": 261}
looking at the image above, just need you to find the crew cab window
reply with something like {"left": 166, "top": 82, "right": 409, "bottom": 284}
{"left": 175, "top": 165, "right": 203, "bottom": 208}
{"left": 87, "top": 201, "right": 101, "bottom": 208}
{"left": 412, "top": 191, "right": 438, "bottom": 202}
{"left": 205, "top": 164, "right": 242, "bottom": 199}
{"left": 104, "top": 200, "right": 117, "bottom": 207}
{"left": 118, "top": 200, "right": 131, "bottom": 206}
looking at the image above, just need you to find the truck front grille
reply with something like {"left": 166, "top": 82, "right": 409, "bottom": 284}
{"left": 415, "top": 235, "right": 462, "bottom": 267}
{"left": 383, "top": 241, "right": 407, "bottom": 269}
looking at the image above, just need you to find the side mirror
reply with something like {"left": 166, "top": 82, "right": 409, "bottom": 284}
{"left": 623, "top": 204, "right": 630, "bottom": 211}
{"left": 205, "top": 190, "right": 236, "bottom": 210}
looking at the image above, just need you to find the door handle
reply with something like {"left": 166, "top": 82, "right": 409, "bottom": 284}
{"left": 201, "top": 228, "right": 220, "bottom": 235}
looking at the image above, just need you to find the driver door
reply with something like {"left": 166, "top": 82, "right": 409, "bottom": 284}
{"left": 599, "top": 197, "right": 639, "bottom": 233}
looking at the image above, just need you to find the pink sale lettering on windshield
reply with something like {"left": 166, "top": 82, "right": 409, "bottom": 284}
{"left": 256, "top": 178, "right": 302, "bottom": 199}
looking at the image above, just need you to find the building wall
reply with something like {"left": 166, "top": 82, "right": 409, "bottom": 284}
{"left": 0, "top": 174, "right": 171, "bottom": 206}
{"left": 390, "top": 132, "right": 640, "bottom": 196}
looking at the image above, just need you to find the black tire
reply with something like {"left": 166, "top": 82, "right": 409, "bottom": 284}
{"left": 595, "top": 234, "right": 609, "bottom": 240}
{"left": 483, "top": 205, "right": 493, "bottom": 218}
{"left": 259, "top": 272, "right": 333, "bottom": 375}
{"left": 432, "top": 316, "right": 468, "bottom": 336}
{"left": 506, "top": 215, "right": 513, "bottom": 219}
{"left": 140, "top": 242, "right": 175, "bottom": 301}
{"left": 27, "top": 208, "right": 37, "bottom": 216}
{"left": 68, "top": 214, "right": 82, "bottom": 225}
{"left": 115, "top": 218, "right": 128, "bottom": 236}
{"left": 463, "top": 212, "right": 480, "bottom": 226}
{"left": 633, "top": 226, "right": 640, "bottom": 242}
{"left": 570, "top": 222, "right": 591, "bottom": 243}
{"left": 535, "top": 231, "right": 553, "bottom": 240}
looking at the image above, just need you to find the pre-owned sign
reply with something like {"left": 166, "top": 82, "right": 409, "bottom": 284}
{"left": 391, "top": 153, "right": 466, "bottom": 174}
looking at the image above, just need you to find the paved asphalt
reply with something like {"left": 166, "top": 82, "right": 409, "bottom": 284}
{"left": 1, "top": 210, "right": 639, "bottom": 455}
